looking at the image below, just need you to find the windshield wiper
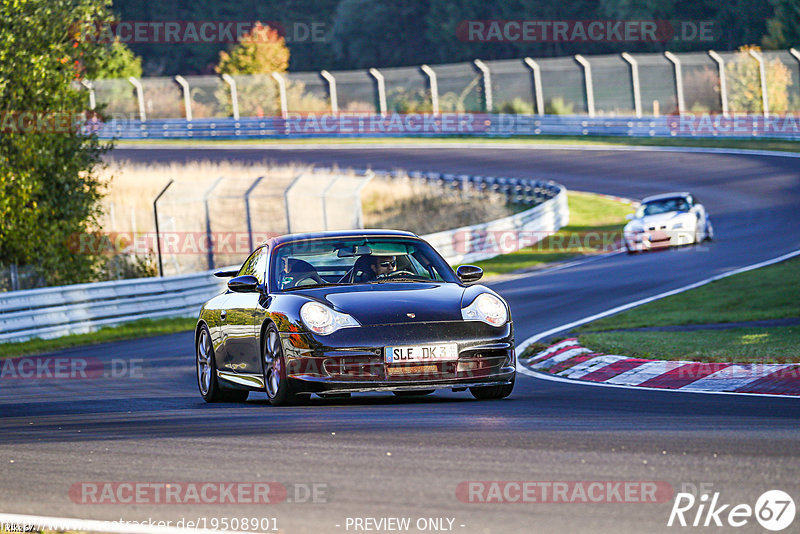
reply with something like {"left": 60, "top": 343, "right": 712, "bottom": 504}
{"left": 368, "top": 277, "right": 430, "bottom": 284}
{"left": 282, "top": 282, "right": 350, "bottom": 291}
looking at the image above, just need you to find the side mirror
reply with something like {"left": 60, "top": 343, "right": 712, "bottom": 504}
{"left": 214, "top": 269, "right": 239, "bottom": 278}
{"left": 228, "top": 274, "right": 259, "bottom": 293}
{"left": 456, "top": 265, "right": 483, "bottom": 283}
{"left": 625, "top": 214, "right": 634, "bottom": 221}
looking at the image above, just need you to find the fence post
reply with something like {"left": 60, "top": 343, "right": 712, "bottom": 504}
{"left": 81, "top": 80, "right": 96, "bottom": 110}
{"left": 174, "top": 75, "right": 193, "bottom": 121}
{"left": 354, "top": 172, "right": 374, "bottom": 228}
{"left": 203, "top": 177, "right": 225, "bottom": 270}
{"left": 321, "top": 176, "right": 341, "bottom": 230}
{"left": 707, "top": 50, "right": 729, "bottom": 117}
{"left": 664, "top": 52, "right": 685, "bottom": 114}
{"left": 523, "top": 57, "right": 544, "bottom": 116}
{"left": 9, "top": 263, "right": 19, "bottom": 291}
{"left": 369, "top": 68, "right": 387, "bottom": 116}
{"left": 420, "top": 64, "right": 439, "bottom": 114}
{"left": 574, "top": 55, "right": 595, "bottom": 117}
{"left": 473, "top": 59, "right": 493, "bottom": 112}
{"left": 621, "top": 52, "right": 641, "bottom": 118}
{"left": 320, "top": 70, "right": 338, "bottom": 114}
{"left": 244, "top": 176, "right": 265, "bottom": 251}
{"left": 748, "top": 49, "right": 769, "bottom": 117}
{"left": 284, "top": 173, "right": 304, "bottom": 234}
{"left": 220, "top": 74, "right": 240, "bottom": 120}
{"left": 271, "top": 72, "right": 288, "bottom": 118}
{"left": 128, "top": 77, "right": 146, "bottom": 122}
{"left": 153, "top": 179, "right": 174, "bottom": 277}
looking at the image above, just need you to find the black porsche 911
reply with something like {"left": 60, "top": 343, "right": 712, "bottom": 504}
{"left": 195, "top": 229, "right": 515, "bottom": 405}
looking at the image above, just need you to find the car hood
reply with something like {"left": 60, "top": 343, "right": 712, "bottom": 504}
{"left": 302, "top": 282, "right": 467, "bottom": 325}
{"left": 629, "top": 211, "right": 690, "bottom": 228}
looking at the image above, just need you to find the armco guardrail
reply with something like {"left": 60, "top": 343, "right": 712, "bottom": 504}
{"left": 94, "top": 114, "right": 800, "bottom": 141}
{"left": 0, "top": 173, "right": 566, "bottom": 343}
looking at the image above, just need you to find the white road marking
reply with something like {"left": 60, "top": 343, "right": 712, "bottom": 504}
{"left": 516, "top": 247, "right": 800, "bottom": 397}
{"left": 680, "top": 364, "right": 793, "bottom": 392}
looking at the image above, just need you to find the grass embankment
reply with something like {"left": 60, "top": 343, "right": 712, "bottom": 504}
{"left": 473, "top": 191, "right": 634, "bottom": 276}
{"left": 119, "top": 135, "right": 800, "bottom": 154}
{"left": 576, "top": 257, "right": 800, "bottom": 363}
{"left": 0, "top": 317, "right": 196, "bottom": 359}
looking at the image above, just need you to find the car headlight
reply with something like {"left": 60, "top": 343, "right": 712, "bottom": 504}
{"left": 461, "top": 293, "right": 508, "bottom": 326}
{"left": 300, "top": 302, "right": 359, "bottom": 335}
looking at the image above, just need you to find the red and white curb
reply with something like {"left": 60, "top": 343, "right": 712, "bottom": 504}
{"left": 522, "top": 338, "right": 800, "bottom": 396}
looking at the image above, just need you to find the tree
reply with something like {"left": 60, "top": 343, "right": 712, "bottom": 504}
{"left": 0, "top": 0, "right": 121, "bottom": 286}
{"left": 216, "top": 22, "right": 289, "bottom": 75}
{"left": 726, "top": 45, "right": 792, "bottom": 113}
{"left": 763, "top": 0, "right": 800, "bottom": 49}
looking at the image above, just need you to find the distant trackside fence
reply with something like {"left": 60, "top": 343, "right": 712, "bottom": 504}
{"left": 0, "top": 173, "right": 567, "bottom": 343}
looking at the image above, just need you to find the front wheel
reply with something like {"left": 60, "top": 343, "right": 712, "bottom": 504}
{"left": 263, "top": 325, "right": 309, "bottom": 406}
{"left": 705, "top": 219, "right": 714, "bottom": 241}
{"left": 196, "top": 324, "right": 249, "bottom": 403}
{"left": 470, "top": 378, "right": 514, "bottom": 400}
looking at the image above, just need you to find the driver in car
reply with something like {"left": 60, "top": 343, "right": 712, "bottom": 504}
{"left": 369, "top": 255, "right": 397, "bottom": 279}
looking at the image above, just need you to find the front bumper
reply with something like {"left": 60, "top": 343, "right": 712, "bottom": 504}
{"left": 626, "top": 228, "right": 693, "bottom": 252}
{"left": 280, "top": 321, "right": 515, "bottom": 393}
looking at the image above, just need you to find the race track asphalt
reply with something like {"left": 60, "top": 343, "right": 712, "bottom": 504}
{"left": 1, "top": 145, "right": 798, "bottom": 534}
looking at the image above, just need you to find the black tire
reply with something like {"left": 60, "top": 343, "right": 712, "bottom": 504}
{"left": 393, "top": 390, "right": 435, "bottom": 397}
{"left": 262, "top": 324, "right": 307, "bottom": 406}
{"left": 196, "top": 324, "right": 249, "bottom": 403}
{"left": 469, "top": 378, "right": 515, "bottom": 400}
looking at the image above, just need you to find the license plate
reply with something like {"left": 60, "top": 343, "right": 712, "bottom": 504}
{"left": 385, "top": 343, "right": 458, "bottom": 364}
{"left": 387, "top": 365, "right": 438, "bottom": 376}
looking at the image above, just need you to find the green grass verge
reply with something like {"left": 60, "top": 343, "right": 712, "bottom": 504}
{"left": 472, "top": 190, "right": 634, "bottom": 276}
{"left": 574, "top": 256, "right": 800, "bottom": 364}
{"left": 0, "top": 316, "right": 196, "bottom": 359}
{"left": 577, "top": 257, "right": 800, "bottom": 331}
{"left": 117, "top": 135, "right": 800, "bottom": 153}
{"left": 579, "top": 326, "right": 800, "bottom": 364}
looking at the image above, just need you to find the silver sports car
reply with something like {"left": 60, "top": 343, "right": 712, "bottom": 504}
{"left": 623, "top": 192, "right": 714, "bottom": 253}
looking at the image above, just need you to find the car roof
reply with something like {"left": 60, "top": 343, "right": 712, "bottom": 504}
{"left": 263, "top": 229, "right": 418, "bottom": 247}
{"left": 641, "top": 192, "right": 691, "bottom": 203}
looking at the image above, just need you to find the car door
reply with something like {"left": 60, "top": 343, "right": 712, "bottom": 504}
{"left": 223, "top": 248, "right": 268, "bottom": 375}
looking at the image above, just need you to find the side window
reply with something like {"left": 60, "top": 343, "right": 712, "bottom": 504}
{"left": 253, "top": 247, "right": 269, "bottom": 285}
{"left": 237, "top": 248, "right": 262, "bottom": 277}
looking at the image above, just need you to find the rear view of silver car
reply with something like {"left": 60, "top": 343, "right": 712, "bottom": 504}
{"left": 624, "top": 192, "right": 714, "bottom": 253}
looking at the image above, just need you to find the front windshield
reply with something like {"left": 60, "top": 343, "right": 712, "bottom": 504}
{"left": 271, "top": 236, "right": 458, "bottom": 290}
{"left": 637, "top": 197, "right": 690, "bottom": 217}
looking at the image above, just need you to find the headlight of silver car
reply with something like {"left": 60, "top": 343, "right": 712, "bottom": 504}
{"left": 461, "top": 293, "right": 508, "bottom": 326}
{"left": 300, "top": 302, "right": 359, "bottom": 335}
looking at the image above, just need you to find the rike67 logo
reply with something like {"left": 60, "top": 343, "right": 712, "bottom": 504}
{"left": 668, "top": 489, "right": 795, "bottom": 531}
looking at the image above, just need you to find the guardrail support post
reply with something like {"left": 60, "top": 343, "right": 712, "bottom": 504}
{"left": 244, "top": 176, "right": 264, "bottom": 250}
{"left": 664, "top": 52, "right": 685, "bottom": 114}
{"left": 523, "top": 57, "right": 544, "bottom": 116}
{"left": 271, "top": 72, "right": 288, "bottom": 119}
{"left": 420, "top": 64, "right": 439, "bottom": 114}
{"left": 221, "top": 74, "right": 240, "bottom": 120}
{"left": 621, "top": 52, "right": 642, "bottom": 118}
{"left": 320, "top": 70, "right": 338, "bottom": 114}
{"left": 707, "top": 50, "right": 729, "bottom": 117}
{"left": 473, "top": 59, "right": 493, "bottom": 112}
{"left": 81, "top": 80, "right": 96, "bottom": 110}
{"left": 574, "top": 55, "right": 595, "bottom": 117}
{"left": 128, "top": 76, "right": 146, "bottom": 122}
{"left": 369, "top": 68, "right": 387, "bottom": 116}
{"left": 748, "top": 49, "right": 769, "bottom": 117}
{"left": 203, "top": 177, "right": 225, "bottom": 270}
{"left": 153, "top": 179, "right": 174, "bottom": 277}
{"left": 174, "top": 75, "right": 193, "bottom": 121}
